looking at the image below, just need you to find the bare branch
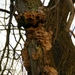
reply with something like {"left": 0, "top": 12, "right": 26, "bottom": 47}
{"left": 69, "top": 30, "right": 75, "bottom": 38}
{"left": 0, "top": 8, "right": 17, "bottom": 16}
{"left": 49, "top": 0, "right": 60, "bottom": 10}
{"left": 65, "top": 0, "right": 74, "bottom": 32}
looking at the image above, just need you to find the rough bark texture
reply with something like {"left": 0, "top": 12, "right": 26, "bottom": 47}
{"left": 15, "top": 0, "right": 75, "bottom": 75}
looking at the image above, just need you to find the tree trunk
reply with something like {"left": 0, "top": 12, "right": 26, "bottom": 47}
{"left": 15, "top": 0, "right": 75, "bottom": 75}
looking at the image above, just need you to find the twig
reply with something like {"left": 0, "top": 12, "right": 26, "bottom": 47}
{"left": 69, "top": 30, "right": 75, "bottom": 38}
{"left": 0, "top": 8, "right": 17, "bottom": 16}
{"left": 50, "top": 0, "right": 60, "bottom": 10}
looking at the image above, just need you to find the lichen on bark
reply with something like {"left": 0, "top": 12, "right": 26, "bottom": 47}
{"left": 20, "top": 10, "right": 57, "bottom": 75}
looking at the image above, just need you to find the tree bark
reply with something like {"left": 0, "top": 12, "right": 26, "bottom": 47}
{"left": 16, "top": 0, "right": 75, "bottom": 75}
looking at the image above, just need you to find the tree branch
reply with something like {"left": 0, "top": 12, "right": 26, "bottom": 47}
{"left": 69, "top": 30, "right": 75, "bottom": 38}
{"left": 0, "top": 8, "right": 17, "bottom": 16}
{"left": 65, "top": 0, "right": 74, "bottom": 32}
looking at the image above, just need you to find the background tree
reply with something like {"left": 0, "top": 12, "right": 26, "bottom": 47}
{"left": 0, "top": 0, "right": 26, "bottom": 75}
